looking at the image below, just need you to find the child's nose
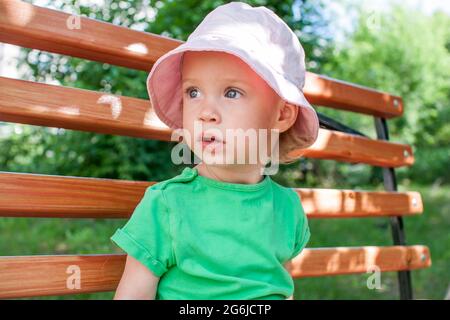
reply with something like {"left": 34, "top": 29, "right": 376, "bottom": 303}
{"left": 198, "top": 106, "right": 220, "bottom": 124}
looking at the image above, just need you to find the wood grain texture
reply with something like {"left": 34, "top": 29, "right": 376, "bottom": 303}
{"left": 290, "top": 128, "right": 414, "bottom": 167}
{"left": 0, "top": 0, "right": 181, "bottom": 71}
{"left": 288, "top": 245, "right": 432, "bottom": 278}
{"left": 0, "top": 171, "right": 423, "bottom": 218}
{"left": 0, "top": 0, "right": 403, "bottom": 118}
{"left": 0, "top": 77, "right": 173, "bottom": 141}
{"left": 0, "top": 246, "right": 431, "bottom": 298}
{"left": 304, "top": 72, "right": 403, "bottom": 118}
{"left": 0, "top": 77, "right": 413, "bottom": 167}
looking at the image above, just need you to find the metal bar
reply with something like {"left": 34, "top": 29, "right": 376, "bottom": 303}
{"left": 317, "top": 112, "right": 369, "bottom": 138}
{"left": 374, "top": 117, "right": 413, "bottom": 300}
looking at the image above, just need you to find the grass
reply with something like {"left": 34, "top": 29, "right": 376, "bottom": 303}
{"left": 1, "top": 183, "right": 448, "bottom": 300}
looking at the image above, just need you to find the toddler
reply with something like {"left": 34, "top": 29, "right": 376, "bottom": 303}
{"left": 111, "top": 1, "right": 319, "bottom": 300}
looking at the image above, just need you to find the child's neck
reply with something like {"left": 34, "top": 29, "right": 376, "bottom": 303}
{"left": 194, "top": 162, "right": 264, "bottom": 184}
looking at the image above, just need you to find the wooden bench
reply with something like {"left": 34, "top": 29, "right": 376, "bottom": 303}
{"left": 0, "top": 0, "right": 432, "bottom": 299}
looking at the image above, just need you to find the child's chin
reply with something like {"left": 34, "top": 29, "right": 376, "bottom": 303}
{"left": 198, "top": 150, "right": 228, "bottom": 165}
{"left": 199, "top": 150, "right": 263, "bottom": 166}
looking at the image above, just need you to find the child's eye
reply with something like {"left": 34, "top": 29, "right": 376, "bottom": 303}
{"left": 225, "top": 88, "right": 243, "bottom": 99}
{"left": 185, "top": 87, "right": 200, "bottom": 99}
{"left": 184, "top": 87, "right": 243, "bottom": 99}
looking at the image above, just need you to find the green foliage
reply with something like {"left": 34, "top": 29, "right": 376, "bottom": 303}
{"left": 321, "top": 4, "right": 450, "bottom": 184}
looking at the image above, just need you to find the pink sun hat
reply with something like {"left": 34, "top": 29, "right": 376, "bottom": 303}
{"left": 146, "top": 1, "right": 319, "bottom": 149}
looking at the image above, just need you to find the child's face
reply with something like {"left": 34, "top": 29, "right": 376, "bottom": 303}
{"left": 181, "top": 51, "right": 289, "bottom": 165}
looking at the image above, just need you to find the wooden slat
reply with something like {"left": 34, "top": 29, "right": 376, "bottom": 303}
{"left": 292, "top": 188, "right": 423, "bottom": 218}
{"left": 0, "top": 77, "right": 414, "bottom": 167}
{"left": 0, "top": 246, "right": 431, "bottom": 298}
{"left": 0, "top": 0, "right": 181, "bottom": 71}
{"left": 0, "top": 0, "right": 403, "bottom": 118}
{"left": 304, "top": 73, "right": 403, "bottom": 118}
{"left": 0, "top": 171, "right": 151, "bottom": 219}
{"left": 0, "top": 171, "right": 423, "bottom": 219}
{"left": 0, "top": 254, "right": 124, "bottom": 299}
{"left": 290, "top": 128, "right": 414, "bottom": 167}
{"left": 287, "top": 245, "right": 432, "bottom": 278}
{"left": 0, "top": 77, "right": 172, "bottom": 141}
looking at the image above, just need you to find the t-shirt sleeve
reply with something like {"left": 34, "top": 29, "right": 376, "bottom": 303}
{"left": 290, "top": 199, "right": 311, "bottom": 260}
{"left": 110, "top": 186, "right": 175, "bottom": 277}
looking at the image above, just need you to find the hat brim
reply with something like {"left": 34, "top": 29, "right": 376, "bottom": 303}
{"left": 146, "top": 36, "right": 319, "bottom": 149}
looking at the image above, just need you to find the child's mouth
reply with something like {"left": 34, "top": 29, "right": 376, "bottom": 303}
{"left": 198, "top": 134, "right": 225, "bottom": 151}
{"left": 201, "top": 140, "right": 222, "bottom": 149}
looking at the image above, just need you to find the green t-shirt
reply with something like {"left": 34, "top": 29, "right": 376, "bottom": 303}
{"left": 110, "top": 166, "right": 310, "bottom": 300}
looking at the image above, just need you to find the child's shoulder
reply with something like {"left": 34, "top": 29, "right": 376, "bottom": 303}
{"left": 269, "top": 178, "right": 301, "bottom": 204}
{"left": 147, "top": 166, "right": 197, "bottom": 193}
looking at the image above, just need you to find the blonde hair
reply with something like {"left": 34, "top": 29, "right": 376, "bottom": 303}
{"left": 275, "top": 108, "right": 311, "bottom": 165}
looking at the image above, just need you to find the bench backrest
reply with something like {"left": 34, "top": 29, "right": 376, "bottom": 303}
{"left": 0, "top": 0, "right": 431, "bottom": 299}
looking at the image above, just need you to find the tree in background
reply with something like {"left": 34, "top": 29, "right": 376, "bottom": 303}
{"left": 318, "top": 3, "right": 450, "bottom": 186}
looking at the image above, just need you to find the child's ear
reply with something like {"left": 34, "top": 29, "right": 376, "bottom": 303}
{"left": 276, "top": 101, "right": 299, "bottom": 133}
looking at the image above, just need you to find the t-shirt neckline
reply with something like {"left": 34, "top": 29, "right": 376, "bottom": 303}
{"left": 183, "top": 167, "right": 271, "bottom": 192}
